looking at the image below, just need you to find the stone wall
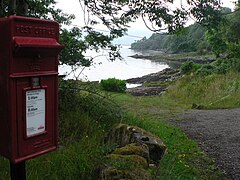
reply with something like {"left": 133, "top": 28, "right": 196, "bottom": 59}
{"left": 97, "top": 124, "right": 167, "bottom": 179}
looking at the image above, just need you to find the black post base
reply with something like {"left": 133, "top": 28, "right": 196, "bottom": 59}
{"left": 10, "top": 161, "right": 26, "bottom": 180}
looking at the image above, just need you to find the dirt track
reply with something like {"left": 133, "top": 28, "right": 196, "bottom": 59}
{"left": 172, "top": 108, "right": 240, "bottom": 180}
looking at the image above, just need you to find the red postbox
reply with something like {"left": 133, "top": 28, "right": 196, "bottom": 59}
{"left": 0, "top": 16, "right": 63, "bottom": 163}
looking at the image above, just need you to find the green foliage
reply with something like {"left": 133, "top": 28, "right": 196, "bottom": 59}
{"left": 204, "top": 4, "right": 240, "bottom": 58}
{"left": 36, "top": 111, "right": 103, "bottom": 179}
{"left": 227, "top": 42, "right": 240, "bottom": 58}
{"left": 131, "top": 6, "right": 238, "bottom": 56}
{"left": 85, "top": 0, "right": 221, "bottom": 33}
{"left": 131, "top": 23, "right": 208, "bottom": 54}
{"left": 60, "top": 28, "right": 89, "bottom": 66}
{"left": 60, "top": 26, "right": 122, "bottom": 66}
{"left": 197, "top": 64, "right": 215, "bottom": 76}
{"left": 58, "top": 79, "right": 80, "bottom": 111}
{"left": 1, "top": 0, "right": 75, "bottom": 23}
{"left": 220, "top": 7, "right": 232, "bottom": 15}
{"left": 59, "top": 79, "right": 123, "bottom": 129}
{"left": 1, "top": 0, "right": 224, "bottom": 68}
{"left": 0, "top": 0, "right": 123, "bottom": 67}
{"left": 197, "top": 40, "right": 212, "bottom": 54}
{"left": 213, "top": 59, "right": 232, "bottom": 74}
{"left": 229, "top": 58, "right": 240, "bottom": 72}
{"left": 196, "top": 58, "right": 240, "bottom": 76}
{"left": 100, "top": 78, "right": 126, "bottom": 93}
{"left": 180, "top": 61, "right": 202, "bottom": 74}
{"left": 205, "top": 29, "right": 227, "bottom": 57}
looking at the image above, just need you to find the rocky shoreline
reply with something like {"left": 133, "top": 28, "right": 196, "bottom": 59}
{"left": 126, "top": 53, "right": 216, "bottom": 96}
{"left": 126, "top": 68, "right": 180, "bottom": 96}
{"left": 130, "top": 54, "right": 215, "bottom": 64}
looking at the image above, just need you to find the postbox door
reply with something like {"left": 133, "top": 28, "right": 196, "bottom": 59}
{"left": 16, "top": 76, "right": 57, "bottom": 157}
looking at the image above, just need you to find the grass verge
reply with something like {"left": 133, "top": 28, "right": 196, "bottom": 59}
{"left": 167, "top": 71, "right": 240, "bottom": 109}
{"left": 1, "top": 70, "right": 238, "bottom": 179}
{"left": 113, "top": 92, "right": 223, "bottom": 179}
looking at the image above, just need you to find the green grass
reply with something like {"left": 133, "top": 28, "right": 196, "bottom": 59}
{"left": 111, "top": 92, "right": 222, "bottom": 179}
{"left": 0, "top": 90, "right": 121, "bottom": 179}
{"left": 112, "top": 92, "right": 187, "bottom": 119}
{"left": 0, "top": 108, "right": 104, "bottom": 179}
{"left": 111, "top": 71, "right": 240, "bottom": 178}
{"left": 167, "top": 71, "right": 240, "bottom": 109}
{"left": 1, "top": 71, "right": 239, "bottom": 179}
{"left": 121, "top": 114, "right": 222, "bottom": 179}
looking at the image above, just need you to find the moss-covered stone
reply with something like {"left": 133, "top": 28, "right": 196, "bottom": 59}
{"left": 104, "top": 124, "right": 167, "bottom": 164}
{"left": 105, "top": 154, "right": 148, "bottom": 169}
{"left": 100, "top": 167, "right": 151, "bottom": 180}
{"left": 99, "top": 124, "right": 168, "bottom": 179}
{"left": 104, "top": 124, "right": 132, "bottom": 147}
{"left": 112, "top": 143, "right": 150, "bottom": 163}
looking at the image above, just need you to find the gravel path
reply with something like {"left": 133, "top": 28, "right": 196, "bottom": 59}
{"left": 171, "top": 108, "right": 240, "bottom": 180}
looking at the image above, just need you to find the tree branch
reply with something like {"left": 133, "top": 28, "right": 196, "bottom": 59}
{"left": 141, "top": 14, "right": 167, "bottom": 32}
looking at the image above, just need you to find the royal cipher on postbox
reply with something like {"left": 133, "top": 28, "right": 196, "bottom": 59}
{"left": 0, "top": 16, "right": 63, "bottom": 163}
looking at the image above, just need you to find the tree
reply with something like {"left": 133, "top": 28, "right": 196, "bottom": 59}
{"left": 83, "top": 0, "right": 223, "bottom": 32}
{"left": 131, "top": 22, "right": 207, "bottom": 53}
{"left": 1, "top": 0, "right": 223, "bottom": 70}
{"left": 0, "top": 0, "right": 123, "bottom": 70}
{"left": 205, "top": 2, "right": 240, "bottom": 58}
{"left": 205, "top": 28, "right": 227, "bottom": 57}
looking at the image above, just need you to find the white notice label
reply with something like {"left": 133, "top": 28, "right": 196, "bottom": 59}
{"left": 26, "top": 89, "right": 46, "bottom": 137}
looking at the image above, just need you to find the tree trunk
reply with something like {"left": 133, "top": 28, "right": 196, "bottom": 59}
{"left": 0, "top": 0, "right": 3, "bottom": 17}
{"left": 8, "top": 0, "right": 16, "bottom": 15}
{"left": 18, "top": 0, "right": 28, "bottom": 16}
{"left": 8, "top": 0, "right": 29, "bottom": 16}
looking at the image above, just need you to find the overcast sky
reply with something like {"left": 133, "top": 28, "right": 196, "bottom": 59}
{"left": 56, "top": 0, "right": 236, "bottom": 45}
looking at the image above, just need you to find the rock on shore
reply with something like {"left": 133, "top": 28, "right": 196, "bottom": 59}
{"left": 126, "top": 68, "right": 180, "bottom": 96}
{"left": 130, "top": 54, "right": 215, "bottom": 64}
{"left": 126, "top": 68, "right": 180, "bottom": 84}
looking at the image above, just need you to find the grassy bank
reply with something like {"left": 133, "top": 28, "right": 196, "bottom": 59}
{"left": 1, "top": 70, "right": 239, "bottom": 179}
{"left": 121, "top": 113, "right": 221, "bottom": 179}
{"left": 113, "top": 93, "right": 222, "bottom": 179}
{"left": 112, "top": 71, "right": 240, "bottom": 178}
{"left": 167, "top": 71, "right": 240, "bottom": 109}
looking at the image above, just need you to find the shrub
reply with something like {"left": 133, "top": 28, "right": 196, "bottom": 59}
{"left": 100, "top": 78, "right": 126, "bottom": 93}
{"left": 230, "top": 58, "right": 240, "bottom": 72}
{"left": 59, "top": 79, "right": 80, "bottom": 111}
{"left": 197, "top": 64, "right": 215, "bottom": 76}
{"left": 180, "top": 61, "right": 202, "bottom": 74}
{"left": 214, "top": 60, "right": 231, "bottom": 74}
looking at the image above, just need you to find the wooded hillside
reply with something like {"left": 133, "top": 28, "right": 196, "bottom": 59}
{"left": 131, "top": 7, "right": 235, "bottom": 56}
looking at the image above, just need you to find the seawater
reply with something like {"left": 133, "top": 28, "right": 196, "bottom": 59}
{"left": 59, "top": 46, "right": 169, "bottom": 82}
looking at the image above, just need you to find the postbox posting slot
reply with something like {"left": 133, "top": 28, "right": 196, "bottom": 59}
{"left": 13, "top": 37, "right": 64, "bottom": 57}
{"left": 31, "top": 77, "right": 40, "bottom": 87}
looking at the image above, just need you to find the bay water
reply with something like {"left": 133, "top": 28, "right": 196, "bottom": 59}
{"left": 59, "top": 46, "right": 170, "bottom": 87}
